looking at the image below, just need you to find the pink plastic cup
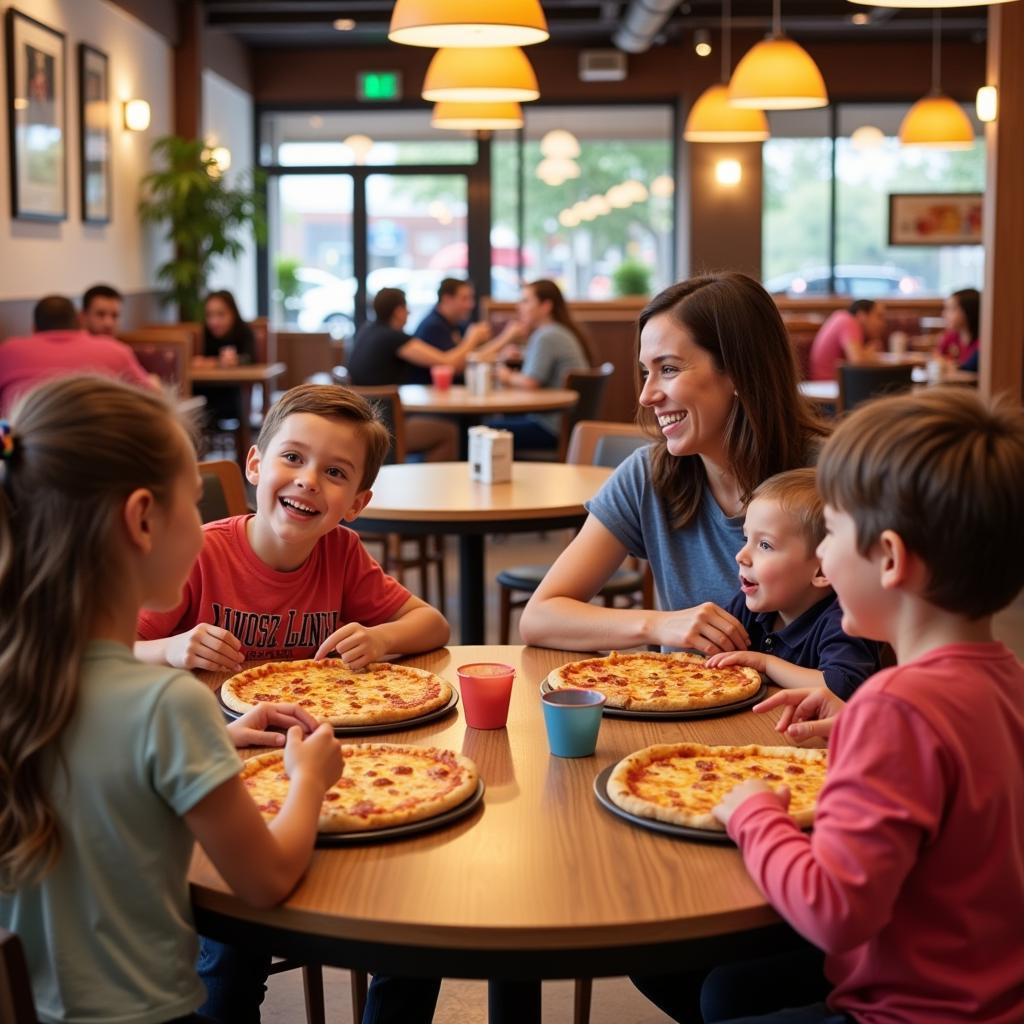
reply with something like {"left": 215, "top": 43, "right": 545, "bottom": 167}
{"left": 457, "top": 662, "right": 515, "bottom": 729}
{"left": 430, "top": 364, "right": 454, "bottom": 390}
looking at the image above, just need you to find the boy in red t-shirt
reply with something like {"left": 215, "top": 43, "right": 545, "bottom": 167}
{"left": 136, "top": 383, "right": 450, "bottom": 1023}
{"left": 136, "top": 383, "right": 448, "bottom": 669}
{"left": 675, "top": 390, "right": 1023, "bottom": 1024}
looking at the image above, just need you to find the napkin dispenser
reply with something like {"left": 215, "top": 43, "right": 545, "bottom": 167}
{"left": 468, "top": 426, "right": 513, "bottom": 484}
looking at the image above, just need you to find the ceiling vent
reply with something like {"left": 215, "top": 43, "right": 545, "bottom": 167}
{"left": 579, "top": 50, "right": 628, "bottom": 82}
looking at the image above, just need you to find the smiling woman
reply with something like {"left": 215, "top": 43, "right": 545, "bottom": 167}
{"left": 518, "top": 272, "right": 829, "bottom": 655}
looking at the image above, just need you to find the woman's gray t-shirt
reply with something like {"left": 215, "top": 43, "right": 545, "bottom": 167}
{"left": 586, "top": 446, "right": 745, "bottom": 616}
{"left": 520, "top": 322, "right": 589, "bottom": 435}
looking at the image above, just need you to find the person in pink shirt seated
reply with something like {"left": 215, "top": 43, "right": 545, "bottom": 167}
{"left": 936, "top": 287, "right": 980, "bottom": 371}
{"left": 675, "top": 389, "right": 1022, "bottom": 1024}
{"left": 0, "top": 294, "right": 152, "bottom": 413}
{"left": 807, "top": 300, "right": 887, "bottom": 381}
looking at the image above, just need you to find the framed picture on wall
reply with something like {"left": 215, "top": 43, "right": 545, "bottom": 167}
{"left": 4, "top": 8, "right": 67, "bottom": 221}
{"left": 888, "top": 193, "right": 983, "bottom": 246}
{"left": 79, "top": 43, "right": 111, "bottom": 223}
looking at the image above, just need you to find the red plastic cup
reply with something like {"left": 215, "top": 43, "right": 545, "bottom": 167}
{"left": 457, "top": 662, "right": 515, "bottom": 729}
{"left": 430, "top": 364, "right": 454, "bottom": 390}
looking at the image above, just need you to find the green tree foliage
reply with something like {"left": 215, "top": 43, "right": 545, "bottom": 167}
{"left": 138, "top": 136, "right": 265, "bottom": 321}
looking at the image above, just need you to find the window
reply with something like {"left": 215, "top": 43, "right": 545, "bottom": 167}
{"left": 493, "top": 105, "right": 675, "bottom": 300}
{"left": 763, "top": 104, "right": 984, "bottom": 297}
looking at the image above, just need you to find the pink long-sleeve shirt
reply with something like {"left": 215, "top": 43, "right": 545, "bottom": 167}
{"left": 729, "top": 643, "right": 1024, "bottom": 1024}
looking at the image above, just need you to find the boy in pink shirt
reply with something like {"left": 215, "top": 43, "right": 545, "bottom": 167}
{"left": 697, "top": 390, "right": 1024, "bottom": 1023}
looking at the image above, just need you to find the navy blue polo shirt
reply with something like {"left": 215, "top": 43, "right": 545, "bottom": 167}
{"left": 725, "top": 591, "right": 881, "bottom": 700}
{"left": 409, "top": 307, "right": 461, "bottom": 385}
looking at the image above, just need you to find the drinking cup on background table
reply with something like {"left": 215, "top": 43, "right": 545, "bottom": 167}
{"left": 458, "top": 663, "right": 515, "bottom": 729}
{"left": 542, "top": 689, "right": 606, "bottom": 758}
{"left": 430, "top": 364, "right": 454, "bottom": 390}
{"left": 889, "top": 331, "right": 908, "bottom": 357}
{"left": 218, "top": 345, "right": 238, "bottom": 368}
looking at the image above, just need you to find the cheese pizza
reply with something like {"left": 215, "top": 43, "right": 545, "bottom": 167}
{"left": 548, "top": 651, "right": 761, "bottom": 712}
{"left": 240, "top": 742, "right": 479, "bottom": 833}
{"left": 608, "top": 742, "right": 828, "bottom": 831}
{"left": 221, "top": 659, "right": 453, "bottom": 727}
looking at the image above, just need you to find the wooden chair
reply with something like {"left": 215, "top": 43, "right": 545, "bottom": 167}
{"left": 349, "top": 386, "right": 446, "bottom": 615}
{"left": 497, "top": 420, "right": 653, "bottom": 645}
{"left": 119, "top": 330, "right": 193, "bottom": 397}
{"left": 518, "top": 362, "right": 616, "bottom": 462}
{"left": 0, "top": 929, "right": 38, "bottom": 1023}
{"left": 837, "top": 362, "right": 914, "bottom": 413}
{"left": 199, "top": 459, "right": 250, "bottom": 521}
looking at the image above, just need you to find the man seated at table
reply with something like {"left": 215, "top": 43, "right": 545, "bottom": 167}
{"left": 347, "top": 287, "right": 494, "bottom": 461}
{"left": 80, "top": 283, "right": 123, "bottom": 336}
{"left": 409, "top": 277, "right": 489, "bottom": 384}
{"left": 0, "top": 294, "right": 154, "bottom": 414}
{"left": 808, "top": 299, "right": 887, "bottom": 381}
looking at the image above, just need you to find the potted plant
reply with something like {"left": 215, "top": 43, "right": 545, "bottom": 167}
{"left": 612, "top": 259, "right": 652, "bottom": 298}
{"left": 138, "top": 136, "right": 265, "bottom": 322}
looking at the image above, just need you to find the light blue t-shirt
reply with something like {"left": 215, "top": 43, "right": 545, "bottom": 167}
{"left": 520, "top": 322, "right": 589, "bottom": 436}
{"left": 586, "top": 446, "right": 745, "bottom": 618}
{"left": 0, "top": 641, "right": 241, "bottom": 1024}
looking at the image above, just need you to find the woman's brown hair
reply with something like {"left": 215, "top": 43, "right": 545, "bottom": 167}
{"left": 0, "top": 376, "right": 190, "bottom": 891}
{"left": 526, "top": 279, "right": 595, "bottom": 365}
{"left": 638, "top": 272, "right": 828, "bottom": 530}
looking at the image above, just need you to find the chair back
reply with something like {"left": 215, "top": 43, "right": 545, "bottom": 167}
{"left": 348, "top": 386, "right": 407, "bottom": 463}
{"left": 139, "top": 322, "right": 203, "bottom": 357}
{"left": 199, "top": 459, "right": 250, "bottom": 523}
{"left": 251, "top": 316, "right": 274, "bottom": 363}
{"left": 0, "top": 929, "right": 38, "bottom": 1023}
{"left": 566, "top": 419, "right": 647, "bottom": 467}
{"left": 118, "top": 330, "right": 193, "bottom": 396}
{"left": 557, "top": 362, "right": 615, "bottom": 460}
{"left": 837, "top": 363, "right": 914, "bottom": 413}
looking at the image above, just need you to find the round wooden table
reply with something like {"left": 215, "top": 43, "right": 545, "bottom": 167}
{"left": 352, "top": 462, "right": 612, "bottom": 644}
{"left": 398, "top": 384, "right": 580, "bottom": 458}
{"left": 190, "top": 646, "right": 791, "bottom": 1023}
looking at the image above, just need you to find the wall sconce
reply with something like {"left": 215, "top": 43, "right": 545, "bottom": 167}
{"left": 210, "top": 146, "right": 232, "bottom": 174}
{"left": 976, "top": 85, "right": 998, "bottom": 123}
{"left": 715, "top": 158, "right": 742, "bottom": 186}
{"left": 123, "top": 99, "right": 150, "bottom": 132}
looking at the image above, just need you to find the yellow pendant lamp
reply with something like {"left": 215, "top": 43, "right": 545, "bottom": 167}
{"left": 899, "top": 13, "right": 975, "bottom": 148}
{"left": 686, "top": 0, "right": 770, "bottom": 141}
{"left": 431, "top": 101, "right": 524, "bottom": 130}
{"left": 389, "top": 0, "right": 549, "bottom": 47}
{"left": 729, "top": 0, "right": 828, "bottom": 110}
{"left": 422, "top": 47, "right": 540, "bottom": 102}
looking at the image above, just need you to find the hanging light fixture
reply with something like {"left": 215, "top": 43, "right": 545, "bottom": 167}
{"left": 536, "top": 157, "right": 581, "bottom": 186}
{"left": 389, "top": 0, "right": 548, "bottom": 47}
{"left": 729, "top": 0, "right": 828, "bottom": 109}
{"left": 685, "top": 0, "right": 770, "bottom": 140}
{"left": 850, "top": 124, "right": 885, "bottom": 150}
{"left": 540, "top": 129, "right": 581, "bottom": 159}
{"left": 343, "top": 134, "right": 375, "bottom": 164}
{"left": 422, "top": 47, "right": 540, "bottom": 102}
{"left": 650, "top": 174, "right": 675, "bottom": 198}
{"left": 432, "top": 101, "right": 524, "bottom": 130}
{"left": 899, "top": 12, "right": 974, "bottom": 148}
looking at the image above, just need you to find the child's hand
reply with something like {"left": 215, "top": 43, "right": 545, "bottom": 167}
{"left": 166, "top": 624, "right": 244, "bottom": 672}
{"left": 226, "top": 702, "right": 320, "bottom": 749}
{"left": 706, "top": 650, "right": 768, "bottom": 674}
{"left": 753, "top": 687, "right": 845, "bottom": 747}
{"left": 313, "top": 622, "right": 387, "bottom": 670}
{"left": 284, "top": 723, "right": 343, "bottom": 791}
{"left": 713, "top": 780, "right": 789, "bottom": 828}
{"left": 655, "top": 603, "right": 749, "bottom": 655}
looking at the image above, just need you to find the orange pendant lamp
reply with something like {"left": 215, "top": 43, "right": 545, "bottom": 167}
{"left": 685, "top": 0, "right": 770, "bottom": 142}
{"left": 899, "top": 12, "right": 974, "bottom": 148}
{"left": 729, "top": 0, "right": 828, "bottom": 110}
{"left": 431, "top": 101, "right": 524, "bottom": 130}
{"left": 422, "top": 47, "right": 540, "bottom": 103}
{"left": 389, "top": 0, "right": 548, "bottom": 47}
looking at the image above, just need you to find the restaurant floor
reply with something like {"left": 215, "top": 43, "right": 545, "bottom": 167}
{"left": 257, "top": 530, "right": 1024, "bottom": 1022}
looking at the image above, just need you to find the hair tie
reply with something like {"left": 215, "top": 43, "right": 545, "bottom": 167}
{"left": 0, "top": 420, "right": 13, "bottom": 460}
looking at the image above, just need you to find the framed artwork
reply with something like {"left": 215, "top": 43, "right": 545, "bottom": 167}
{"left": 4, "top": 8, "right": 66, "bottom": 221}
{"left": 888, "top": 193, "right": 983, "bottom": 246}
{"left": 79, "top": 43, "right": 111, "bottom": 223}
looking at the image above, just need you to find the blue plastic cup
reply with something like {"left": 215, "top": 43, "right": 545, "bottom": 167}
{"left": 542, "top": 689, "right": 606, "bottom": 758}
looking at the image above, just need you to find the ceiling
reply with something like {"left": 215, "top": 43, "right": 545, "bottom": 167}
{"left": 202, "top": 1, "right": 989, "bottom": 49}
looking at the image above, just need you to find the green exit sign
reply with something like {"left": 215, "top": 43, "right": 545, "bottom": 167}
{"left": 358, "top": 71, "right": 402, "bottom": 102}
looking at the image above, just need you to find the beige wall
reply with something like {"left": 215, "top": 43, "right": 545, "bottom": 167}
{"left": 0, "top": 0, "right": 173, "bottom": 310}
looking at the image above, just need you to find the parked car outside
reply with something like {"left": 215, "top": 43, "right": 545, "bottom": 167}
{"left": 764, "top": 265, "right": 924, "bottom": 299}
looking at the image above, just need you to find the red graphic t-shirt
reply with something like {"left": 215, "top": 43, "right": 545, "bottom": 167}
{"left": 137, "top": 515, "right": 410, "bottom": 661}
